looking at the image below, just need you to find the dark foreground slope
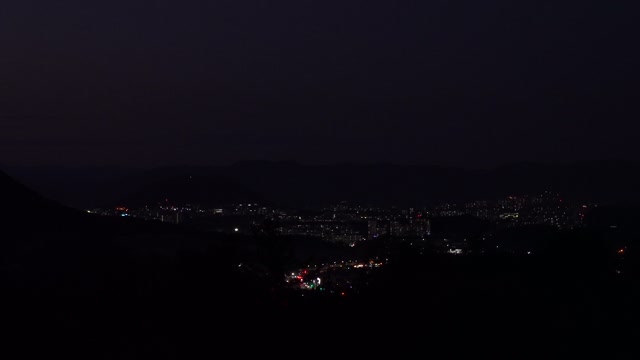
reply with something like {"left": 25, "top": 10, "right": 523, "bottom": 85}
{"left": 2, "top": 170, "right": 640, "bottom": 357}
{"left": 0, "top": 171, "right": 276, "bottom": 356}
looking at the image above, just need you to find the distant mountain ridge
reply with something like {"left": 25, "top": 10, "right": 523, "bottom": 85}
{"left": 119, "top": 173, "right": 263, "bottom": 207}
{"left": 4, "top": 160, "right": 640, "bottom": 209}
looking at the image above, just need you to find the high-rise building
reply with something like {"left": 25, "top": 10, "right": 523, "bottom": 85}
{"left": 368, "top": 219, "right": 378, "bottom": 239}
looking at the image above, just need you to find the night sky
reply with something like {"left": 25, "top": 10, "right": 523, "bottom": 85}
{"left": 1, "top": 1, "right": 638, "bottom": 167}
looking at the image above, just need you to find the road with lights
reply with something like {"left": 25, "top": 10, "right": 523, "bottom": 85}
{"left": 285, "top": 259, "right": 384, "bottom": 295}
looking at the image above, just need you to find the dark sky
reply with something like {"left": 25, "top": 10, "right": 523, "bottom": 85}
{"left": 1, "top": 0, "right": 638, "bottom": 167}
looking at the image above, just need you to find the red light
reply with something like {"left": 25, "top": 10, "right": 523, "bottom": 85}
{"left": 617, "top": 248, "right": 625, "bottom": 255}
{"left": 341, "top": 292, "right": 346, "bottom": 296}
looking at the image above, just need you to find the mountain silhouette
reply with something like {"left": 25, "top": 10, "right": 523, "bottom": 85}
{"left": 7, "top": 160, "right": 640, "bottom": 210}
{"left": 118, "top": 171, "right": 263, "bottom": 207}
{"left": 1, "top": 170, "right": 54, "bottom": 211}
{"left": 0, "top": 169, "right": 81, "bottom": 228}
